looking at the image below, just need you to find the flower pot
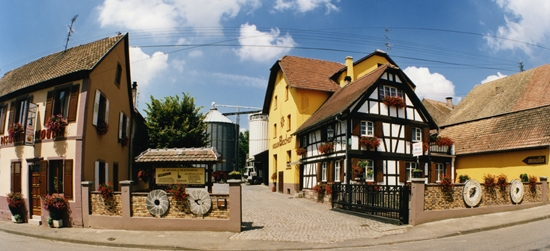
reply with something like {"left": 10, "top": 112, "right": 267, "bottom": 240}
{"left": 52, "top": 219, "right": 63, "bottom": 228}
{"left": 11, "top": 215, "right": 23, "bottom": 223}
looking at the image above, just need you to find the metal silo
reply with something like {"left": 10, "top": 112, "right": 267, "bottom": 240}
{"left": 249, "top": 113, "right": 268, "bottom": 157}
{"left": 205, "top": 105, "right": 238, "bottom": 173}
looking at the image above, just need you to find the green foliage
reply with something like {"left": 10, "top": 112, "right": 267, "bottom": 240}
{"left": 238, "top": 130, "right": 249, "bottom": 170}
{"left": 520, "top": 173, "right": 529, "bottom": 183}
{"left": 144, "top": 93, "right": 209, "bottom": 148}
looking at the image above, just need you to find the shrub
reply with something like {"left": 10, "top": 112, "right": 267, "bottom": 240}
{"left": 520, "top": 173, "right": 529, "bottom": 183}
{"left": 459, "top": 174, "right": 470, "bottom": 183}
{"left": 528, "top": 175, "right": 538, "bottom": 192}
{"left": 496, "top": 174, "right": 508, "bottom": 191}
{"left": 6, "top": 192, "right": 25, "bottom": 210}
{"left": 483, "top": 174, "right": 496, "bottom": 190}
{"left": 166, "top": 184, "right": 188, "bottom": 201}
{"left": 312, "top": 184, "right": 324, "bottom": 194}
{"left": 98, "top": 182, "right": 114, "bottom": 200}
{"left": 440, "top": 175, "right": 454, "bottom": 193}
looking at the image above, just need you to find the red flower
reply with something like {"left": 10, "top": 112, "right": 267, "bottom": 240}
{"left": 98, "top": 182, "right": 114, "bottom": 200}
{"left": 318, "top": 142, "right": 334, "bottom": 154}
{"left": 359, "top": 136, "right": 380, "bottom": 149}
{"left": 434, "top": 136, "right": 453, "bottom": 147}
{"left": 382, "top": 96, "right": 406, "bottom": 108}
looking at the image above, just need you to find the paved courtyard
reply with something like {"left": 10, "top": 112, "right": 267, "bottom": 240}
{"left": 213, "top": 184, "right": 410, "bottom": 244}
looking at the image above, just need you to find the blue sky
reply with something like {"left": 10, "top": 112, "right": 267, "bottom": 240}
{"left": 2, "top": 0, "right": 550, "bottom": 130}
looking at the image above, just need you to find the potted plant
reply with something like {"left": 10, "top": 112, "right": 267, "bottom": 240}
{"left": 359, "top": 136, "right": 380, "bottom": 150}
{"left": 8, "top": 122, "right": 24, "bottom": 141}
{"left": 228, "top": 171, "right": 241, "bottom": 180}
{"left": 483, "top": 173, "right": 496, "bottom": 192}
{"left": 45, "top": 114, "right": 68, "bottom": 137}
{"left": 318, "top": 142, "right": 333, "bottom": 154}
{"left": 296, "top": 147, "right": 307, "bottom": 157}
{"left": 212, "top": 170, "right": 227, "bottom": 183}
{"left": 6, "top": 192, "right": 25, "bottom": 223}
{"left": 434, "top": 136, "right": 454, "bottom": 147}
{"left": 459, "top": 174, "right": 470, "bottom": 183}
{"left": 138, "top": 170, "right": 150, "bottom": 183}
{"left": 382, "top": 96, "right": 406, "bottom": 108}
{"left": 412, "top": 169, "right": 423, "bottom": 178}
{"left": 520, "top": 173, "right": 529, "bottom": 183}
{"left": 119, "top": 135, "right": 129, "bottom": 146}
{"left": 42, "top": 194, "right": 68, "bottom": 228}
{"left": 440, "top": 175, "right": 454, "bottom": 193}
{"left": 96, "top": 120, "right": 109, "bottom": 135}
{"left": 98, "top": 182, "right": 114, "bottom": 201}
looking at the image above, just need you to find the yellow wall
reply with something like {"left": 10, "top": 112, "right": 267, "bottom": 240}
{"left": 337, "top": 54, "right": 390, "bottom": 85}
{"left": 455, "top": 148, "right": 550, "bottom": 182}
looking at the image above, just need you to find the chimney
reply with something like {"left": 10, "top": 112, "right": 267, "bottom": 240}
{"left": 445, "top": 97, "right": 453, "bottom": 109}
{"left": 344, "top": 76, "right": 352, "bottom": 86}
{"left": 345, "top": 56, "right": 354, "bottom": 82}
{"left": 132, "top": 82, "right": 138, "bottom": 109}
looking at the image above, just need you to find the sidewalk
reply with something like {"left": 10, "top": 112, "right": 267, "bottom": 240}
{"left": 1, "top": 203, "right": 549, "bottom": 250}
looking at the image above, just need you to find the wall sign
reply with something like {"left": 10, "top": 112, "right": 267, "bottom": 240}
{"left": 155, "top": 167, "right": 205, "bottom": 186}
{"left": 522, "top": 156, "right": 546, "bottom": 165}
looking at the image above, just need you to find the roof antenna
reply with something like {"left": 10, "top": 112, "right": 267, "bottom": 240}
{"left": 385, "top": 28, "right": 392, "bottom": 53}
{"left": 64, "top": 15, "right": 78, "bottom": 51}
{"left": 519, "top": 61, "right": 524, "bottom": 72}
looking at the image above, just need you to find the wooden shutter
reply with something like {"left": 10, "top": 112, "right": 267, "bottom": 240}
{"left": 375, "top": 160, "right": 383, "bottom": 182}
{"left": 445, "top": 163, "right": 451, "bottom": 178}
{"left": 44, "top": 91, "right": 54, "bottom": 125}
{"left": 63, "top": 159, "right": 73, "bottom": 200}
{"left": 0, "top": 104, "right": 6, "bottom": 134}
{"left": 374, "top": 121, "right": 383, "bottom": 137}
{"left": 405, "top": 125, "right": 412, "bottom": 141}
{"left": 93, "top": 90, "right": 100, "bottom": 126}
{"left": 316, "top": 162, "right": 321, "bottom": 183}
{"left": 40, "top": 160, "right": 48, "bottom": 196}
{"left": 429, "top": 162, "right": 436, "bottom": 183}
{"left": 11, "top": 162, "right": 21, "bottom": 193}
{"left": 398, "top": 160, "right": 406, "bottom": 183}
{"left": 118, "top": 112, "right": 124, "bottom": 139}
{"left": 328, "top": 161, "right": 333, "bottom": 182}
{"left": 67, "top": 84, "right": 80, "bottom": 122}
{"left": 352, "top": 119, "right": 360, "bottom": 135}
{"left": 339, "top": 159, "right": 345, "bottom": 182}
{"left": 423, "top": 128, "right": 430, "bottom": 144}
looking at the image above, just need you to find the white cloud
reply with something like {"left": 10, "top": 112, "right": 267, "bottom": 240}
{"left": 274, "top": 0, "right": 339, "bottom": 13}
{"left": 234, "top": 23, "right": 296, "bottom": 62}
{"left": 171, "top": 58, "right": 186, "bottom": 73}
{"left": 481, "top": 72, "right": 507, "bottom": 84}
{"left": 403, "top": 66, "right": 456, "bottom": 102}
{"left": 97, "top": 0, "right": 261, "bottom": 33}
{"left": 486, "top": 0, "right": 550, "bottom": 54}
{"left": 130, "top": 47, "right": 169, "bottom": 88}
{"left": 211, "top": 72, "right": 266, "bottom": 88}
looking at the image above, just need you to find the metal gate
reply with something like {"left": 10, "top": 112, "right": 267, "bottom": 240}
{"left": 331, "top": 183, "right": 409, "bottom": 224}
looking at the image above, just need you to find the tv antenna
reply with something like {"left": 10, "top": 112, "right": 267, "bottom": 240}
{"left": 385, "top": 28, "right": 392, "bottom": 52}
{"left": 64, "top": 15, "right": 78, "bottom": 51}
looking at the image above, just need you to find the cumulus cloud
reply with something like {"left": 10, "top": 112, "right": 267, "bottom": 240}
{"left": 403, "top": 66, "right": 456, "bottom": 102}
{"left": 97, "top": 0, "right": 261, "bottom": 34}
{"left": 274, "top": 0, "right": 339, "bottom": 13}
{"left": 234, "top": 23, "right": 296, "bottom": 62}
{"left": 129, "top": 47, "right": 169, "bottom": 88}
{"left": 481, "top": 72, "right": 507, "bottom": 84}
{"left": 486, "top": 0, "right": 550, "bottom": 55}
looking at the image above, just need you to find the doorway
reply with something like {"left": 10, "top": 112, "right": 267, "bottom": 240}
{"left": 29, "top": 163, "right": 46, "bottom": 216}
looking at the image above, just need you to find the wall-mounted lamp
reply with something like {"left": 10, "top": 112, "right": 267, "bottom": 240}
{"left": 327, "top": 127, "right": 334, "bottom": 141}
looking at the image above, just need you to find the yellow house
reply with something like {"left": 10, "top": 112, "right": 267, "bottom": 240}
{"left": 0, "top": 34, "right": 135, "bottom": 226}
{"left": 262, "top": 50, "right": 440, "bottom": 194}
{"left": 438, "top": 63, "right": 550, "bottom": 182}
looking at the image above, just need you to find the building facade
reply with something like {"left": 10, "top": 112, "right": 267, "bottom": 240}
{"left": 0, "top": 34, "right": 134, "bottom": 226}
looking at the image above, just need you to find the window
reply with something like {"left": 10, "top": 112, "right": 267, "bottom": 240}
{"left": 45, "top": 85, "right": 79, "bottom": 124}
{"left": 0, "top": 103, "right": 7, "bottom": 134}
{"left": 118, "top": 112, "right": 129, "bottom": 144}
{"left": 360, "top": 121, "right": 374, "bottom": 136}
{"left": 274, "top": 95, "right": 277, "bottom": 110}
{"left": 273, "top": 124, "right": 277, "bottom": 138}
{"left": 41, "top": 160, "right": 73, "bottom": 199}
{"left": 334, "top": 161, "right": 341, "bottom": 182}
{"left": 114, "top": 63, "right": 122, "bottom": 87}
{"left": 379, "top": 85, "right": 403, "bottom": 100}
{"left": 92, "top": 90, "right": 109, "bottom": 126}
{"left": 287, "top": 114, "right": 291, "bottom": 131}
{"left": 9, "top": 97, "right": 30, "bottom": 127}
{"left": 11, "top": 162, "right": 21, "bottom": 193}
{"left": 406, "top": 162, "right": 417, "bottom": 181}
{"left": 321, "top": 162, "right": 327, "bottom": 182}
{"left": 49, "top": 160, "right": 64, "bottom": 193}
{"left": 362, "top": 160, "right": 374, "bottom": 181}
{"left": 436, "top": 163, "right": 444, "bottom": 182}
{"left": 285, "top": 85, "right": 289, "bottom": 101}
{"left": 412, "top": 127, "right": 422, "bottom": 142}
{"left": 286, "top": 150, "right": 291, "bottom": 164}
{"left": 95, "top": 161, "right": 109, "bottom": 189}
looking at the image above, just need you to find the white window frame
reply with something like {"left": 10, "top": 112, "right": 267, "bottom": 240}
{"left": 321, "top": 162, "right": 327, "bottom": 182}
{"left": 94, "top": 161, "right": 109, "bottom": 190}
{"left": 93, "top": 90, "right": 109, "bottom": 126}
{"left": 365, "top": 160, "right": 374, "bottom": 181}
{"left": 406, "top": 162, "right": 417, "bottom": 182}
{"left": 379, "top": 85, "right": 403, "bottom": 100}
{"left": 412, "top": 127, "right": 422, "bottom": 142}
{"left": 436, "top": 163, "right": 444, "bottom": 182}
{"left": 118, "top": 112, "right": 129, "bottom": 140}
{"left": 360, "top": 121, "right": 374, "bottom": 136}
{"left": 334, "top": 161, "right": 341, "bottom": 182}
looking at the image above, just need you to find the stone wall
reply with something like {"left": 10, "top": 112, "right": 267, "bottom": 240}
{"left": 91, "top": 193, "right": 123, "bottom": 216}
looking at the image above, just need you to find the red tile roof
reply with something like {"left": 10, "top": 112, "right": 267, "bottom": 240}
{"left": 0, "top": 34, "right": 125, "bottom": 97}
{"left": 279, "top": 55, "right": 343, "bottom": 92}
{"left": 135, "top": 147, "right": 224, "bottom": 163}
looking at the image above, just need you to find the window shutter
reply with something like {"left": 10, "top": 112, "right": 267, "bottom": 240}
{"left": 118, "top": 112, "right": 123, "bottom": 139}
{"left": 351, "top": 158, "right": 359, "bottom": 179}
{"left": 405, "top": 125, "right": 412, "bottom": 141}
{"left": 8, "top": 101, "right": 15, "bottom": 128}
{"left": 445, "top": 163, "right": 451, "bottom": 178}
{"left": 375, "top": 160, "right": 383, "bottom": 182}
{"left": 94, "top": 161, "right": 99, "bottom": 190}
{"left": 105, "top": 99, "right": 110, "bottom": 123}
{"left": 64, "top": 159, "right": 73, "bottom": 200}
{"left": 44, "top": 91, "right": 54, "bottom": 126}
{"left": 105, "top": 162, "right": 109, "bottom": 184}
{"left": 398, "top": 161, "right": 406, "bottom": 183}
{"left": 126, "top": 114, "right": 130, "bottom": 138}
{"left": 0, "top": 104, "right": 6, "bottom": 134}
{"left": 93, "top": 90, "right": 100, "bottom": 126}
{"left": 339, "top": 159, "right": 345, "bottom": 182}
{"left": 316, "top": 162, "right": 321, "bottom": 183}
{"left": 374, "top": 121, "right": 383, "bottom": 137}
{"left": 429, "top": 162, "right": 436, "bottom": 183}
{"left": 328, "top": 161, "right": 333, "bottom": 182}
{"left": 40, "top": 160, "right": 48, "bottom": 196}
{"left": 352, "top": 120, "right": 360, "bottom": 135}
{"left": 67, "top": 84, "right": 80, "bottom": 122}
{"left": 423, "top": 128, "right": 430, "bottom": 144}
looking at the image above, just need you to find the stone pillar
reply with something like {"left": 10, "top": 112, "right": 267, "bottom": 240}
{"left": 409, "top": 178, "right": 425, "bottom": 226}
{"left": 540, "top": 176, "right": 547, "bottom": 203}
{"left": 228, "top": 180, "right": 242, "bottom": 232}
{"left": 81, "top": 181, "right": 93, "bottom": 227}
{"left": 120, "top": 180, "right": 133, "bottom": 221}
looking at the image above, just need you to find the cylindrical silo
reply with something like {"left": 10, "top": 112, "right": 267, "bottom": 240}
{"left": 205, "top": 106, "right": 238, "bottom": 173}
{"left": 248, "top": 114, "right": 268, "bottom": 159}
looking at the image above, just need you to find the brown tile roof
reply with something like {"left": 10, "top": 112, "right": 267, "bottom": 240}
{"left": 135, "top": 147, "right": 224, "bottom": 163}
{"left": 422, "top": 99, "right": 452, "bottom": 126}
{"left": 279, "top": 55, "right": 343, "bottom": 92}
{"left": 443, "top": 64, "right": 550, "bottom": 126}
{"left": 295, "top": 65, "right": 389, "bottom": 134}
{"left": 0, "top": 34, "right": 125, "bottom": 97}
{"left": 440, "top": 105, "right": 550, "bottom": 155}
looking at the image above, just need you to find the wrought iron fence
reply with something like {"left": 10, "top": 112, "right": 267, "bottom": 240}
{"left": 331, "top": 183, "right": 409, "bottom": 224}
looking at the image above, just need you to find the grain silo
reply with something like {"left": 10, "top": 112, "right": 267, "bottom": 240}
{"left": 248, "top": 113, "right": 268, "bottom": 158}
{"left": 205, "top": 104, "right": 238, "bottom": 173}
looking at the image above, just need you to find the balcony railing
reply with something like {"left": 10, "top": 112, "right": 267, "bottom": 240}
{"left": 429, "top": 143, "right": 452, "bottom": 155}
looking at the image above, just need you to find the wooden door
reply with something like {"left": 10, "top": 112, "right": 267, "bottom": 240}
{"left": 278, "top": 171, "right": 284, "bottom": 193}
{"left": 31, "top": 171, "right": 41, "bottom": 215}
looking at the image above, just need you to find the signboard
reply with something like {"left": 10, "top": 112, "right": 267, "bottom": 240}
{"left": 155, "top": 167, "right": 205, "bottom": 186}
{"left": 25, "top": 103, "right": 37, "bottom": 145}
{"left": 522, "top": 156, "right": 546, "bottom": 165}
{"left": 412, "top": 142, "right": 423, "bottom": 157}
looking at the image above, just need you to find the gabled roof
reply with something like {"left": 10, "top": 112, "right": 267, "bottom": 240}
{"left": 440, "top": 105, "right": 550, "bottom": 155}
{"left": 330, "top": 49, "right": 399, "bottom": 81}
{"left": 135, "top": 147, "right": 224, "bottom": 163}
{"left": 422, "top": 99, "right": 453, "bottom": 126}
{"left": 443, "top": 64, "right": 550, "bottom": 126}
{"left": 294, "top": 65, "right": 389, "bottom": 134}
{"left": 0, "top": 34, "right": 125, "bottom": 99}
{"left": 262, "top": 55, "right": 343, "bottom": 113}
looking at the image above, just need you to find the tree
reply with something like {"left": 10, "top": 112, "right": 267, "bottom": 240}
{"left": 144, "top": 93, "right": 208, "bottom": 148}
{"left": 238, "top": 130, "right": 249, "bottom": 170}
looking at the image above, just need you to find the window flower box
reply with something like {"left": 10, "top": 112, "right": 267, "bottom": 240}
{"left": 96, "top": 121, "right": 109, "bottom": 135}
{"left": 318, "top": 142, "right": 333, "bottom": 154}
{"left": 45, "top": 114, "right": 67, "bottom": 137}
{"left": 296, "top": 147, "right": 307, "bottom": 157}
{"left": 8, "top": 123, "right": 24, "bottom": 141}
{"left": 359, "top": 136, "right": 380, "bottom": 150}
{"left": 382, "top": 96, "right": 406, "bottom": 108}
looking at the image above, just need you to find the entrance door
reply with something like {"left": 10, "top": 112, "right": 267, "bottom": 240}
{"left": 30, "top": 162, "right": 47, "bottom": 216}
{"left": 278, "top": 171, "right": 284, "bottom": 193}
